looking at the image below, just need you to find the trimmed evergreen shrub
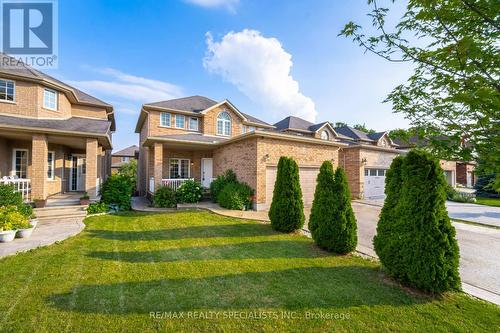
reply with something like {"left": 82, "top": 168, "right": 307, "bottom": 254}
{"left": 373, "top": 156, "right": 406, "bottom": 278}
{"left": 268, "top": 157, "right": 304, "bottom": 232}
{"left": 218, "top": 182, "right": 254, "bottom": 210}
{"left": 474, "top": 174, "right": 500, "bottom": 198}
{"left": 100, "top": 174, "right": 133, "bottom": 210}
{"left": 153, "top": 186, "right": 176, "bottom": 208}
{"left": 176, "top": 180, "right": 203, "bottom": 203}
{"left": 309, "top": 161, "right": 337, "bottom": 248}
{"left": 380, "top": 150, "right": 461, "bottom": 293}
{"left": 209, "top": 169, "right": 237, "bottom": 202}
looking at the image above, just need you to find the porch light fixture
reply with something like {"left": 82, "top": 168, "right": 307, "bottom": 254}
{"left": 264, "top": 153, "right": 270, "bottom": 161}
{"left": 361, "top": 157, "right": 367, "bottom": 165}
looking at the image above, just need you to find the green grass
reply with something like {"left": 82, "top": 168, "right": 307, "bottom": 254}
{"left": 475, "top": 197, "right": 500, "bottom": 207}
{"left": 0, "top": 211, "right": 498, "bottom": 332}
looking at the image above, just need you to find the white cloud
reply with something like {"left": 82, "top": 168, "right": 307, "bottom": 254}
{"left": 185, "top": 0, "right": 239, "bottom": 12}
{"left": 203, "top": 29, "right": 317, "bottom": 122}
{"left": 68, "top": 68, "right": 183, "bottom": 104}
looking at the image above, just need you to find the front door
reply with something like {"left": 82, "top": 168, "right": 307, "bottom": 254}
{"left": 70, "top": 156, "right": 86, "bottom": 191}
{"left": 201, "top": 158, "right": 213, "bottom": 188}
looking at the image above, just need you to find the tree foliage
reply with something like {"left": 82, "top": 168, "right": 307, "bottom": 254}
{"left": 268, "top": 157, "right": 305, "bottom": 232}
{"left": 310, "top": 162, "right": 357, "bottom": 254}
{"left": 375, "top": 150, "right": 461, "bottom": 293}
{"left": 341, "top": 0, "right": 500, "bottom": 188}
{"left": 353, "top": 123, "right": 376, "bottom": 134}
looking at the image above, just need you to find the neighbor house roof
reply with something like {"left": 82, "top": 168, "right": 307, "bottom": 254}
{"left": 113, "top": 145, "right": 139, "bottom": 157}
{"left": 0, "top": 53, "right": 115, "bottom": 130}
{"left": 0, "top": 114, "right": 111, "bottom": 134}
{"left": 334, "top": 126, "right": 375, "bottom": 142}
{"left": 136, "top": 95, "right": 272, "bottom": 132}
{"left": 273, "top": 116, "right": 315, "bottom": 132}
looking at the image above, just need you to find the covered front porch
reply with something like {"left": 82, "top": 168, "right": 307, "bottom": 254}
{"left": 0, "top": 130, "right": 111, "bottom": 202}
{"left": 145, "top": 141, "right": 216, "bottom": 194}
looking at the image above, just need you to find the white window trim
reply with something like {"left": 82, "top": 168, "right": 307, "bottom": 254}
{"left": 12, "top": 149, "right": 29, "bottom": 178}
{"left": 174, "top": 114, "right": 185, "bottom": 129}
{"left": 0, "top": 79, "right": 16, "bottom": 104}
{"left": 48, "top": 151, "right": 55, "bottom": 180}
{"left": 216, "top": 112, "right": 232, "bottom": 137}
{"left": 43, "top": 88, "right": 58, "bottom": 111}
{"left": 160, "top": 112, "right": 171, "bottom": 127}
{"left": 169, "top": 158, "right": 190, "bottom": 178}
{"left": 188, "top": 117, "right": 199, "bottom": 131}
{"left": 321, "top": 130, "right": 329, "bottom": 140}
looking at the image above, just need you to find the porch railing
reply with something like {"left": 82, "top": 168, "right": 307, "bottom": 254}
{"left": 161, "top": 178, "right": 194, "bottom": 191}
{"left": 0, "top": 178, "right": 31, "bottom": 202}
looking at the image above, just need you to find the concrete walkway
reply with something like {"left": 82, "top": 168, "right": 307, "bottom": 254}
{"left": 357, "top": 199, "right": 500, "bottom": 228}
{"left": 0, "top": 217, "right": 85, "bottom": 258}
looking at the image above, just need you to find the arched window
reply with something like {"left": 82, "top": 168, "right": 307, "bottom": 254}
{"left": 321, "top": 130, "right": 329, "bottom": 140}
{"left": 217, "top": 111, "right": 232, "bottom": 136}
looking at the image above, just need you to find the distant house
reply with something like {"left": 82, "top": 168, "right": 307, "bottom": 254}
{"left": 111, "top": 145, "right": 139, "bottom": 173}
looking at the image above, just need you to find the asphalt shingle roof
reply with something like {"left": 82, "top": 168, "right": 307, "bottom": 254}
{"left": 113, "top": 145, "right": 139, "bottom": 156}
{"left": 0, "top": 53, "right": 111, "bottom": 108}
{"left": 144, "top": 96, "right": 271, "bottom": 126}
{"left": 0, "top": 114, "right": 111, "bottom": 134}
{"left": 273, "top": 116, "right": 314, "bottom": 131}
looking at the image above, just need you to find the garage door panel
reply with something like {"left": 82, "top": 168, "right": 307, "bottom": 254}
{"left": 364, "top": 167, "right": 386, "bottom": 199}
{"left": 265, "top": 166, "right": 319, "bottom": 209}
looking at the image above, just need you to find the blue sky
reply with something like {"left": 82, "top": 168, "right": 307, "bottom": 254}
{"left": 49, "top": 0, "right": 413, "bottom": 151}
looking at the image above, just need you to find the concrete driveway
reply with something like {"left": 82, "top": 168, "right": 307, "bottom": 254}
{"left": 359, "top": 199, "right": 500, "bottom": 227}
{"left": 303, "top": 202, "right": 500, "bottom": 304}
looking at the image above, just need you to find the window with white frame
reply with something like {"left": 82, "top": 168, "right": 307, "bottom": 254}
{"left": 217, "top": 111, "right": 231, "bottom": 136}
{"left": 321, "top": 130, "right": 329, "bottom": 140}
{"left": 189, "top": 117, "right": 199, "bottom": 131}
{"left": 122, "top": 156, "right": 130, "bottom": 162}
{"left": 175, "top": 114, "right": 185, "bottom": 128}
{"left": 13, "top": 149, "right": 28, "bottom": 178}
{"left": 43, "top": 88, "right": 58, "bottom": 110}
{"left": 0, "top": 80, "right": 15, "bottom": 102}
{"left": 169, "top": 159, "right": 190, "bottom": 179}
{"left": 160, "top": 112, "right": 171, "bottom": 127}
{"left": 47, "top": 151, "right": 55, "bottom": 179}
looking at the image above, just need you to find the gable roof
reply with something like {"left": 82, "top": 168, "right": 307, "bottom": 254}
{"left": 333, "top": 126, "right": 374, "bottom": 142}
{"left": 273, "top": 116, "right": 338, "bottom": 137}
{"left": 113, "top": 145, "right": 139, "bottom": 157}
{"left": 144, "top": 95, "right": 217, "bottom": 112}
{"left": 136, "top": 96, "right": 272, "bottom": 132}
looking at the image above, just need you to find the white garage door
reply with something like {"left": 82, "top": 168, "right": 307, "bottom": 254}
{"left": 265, "top": 166, "right": 320, "bottom": 209}
{"left": 364, "top": 168, "right": 386, "bottom": 199}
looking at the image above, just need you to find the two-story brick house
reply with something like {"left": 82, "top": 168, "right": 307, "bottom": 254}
{"left": 0, "top": 55, "right": 114, "bottom": 204}
{"left": 135, "top": 96, "right": 355, "bottom": 210}
{"left": 111, "top": 145, "right": 139, "bottom": 174}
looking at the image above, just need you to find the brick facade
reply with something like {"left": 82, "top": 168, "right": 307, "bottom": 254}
{"left": 31, "top": 134, "right": 48, "bottom": 200}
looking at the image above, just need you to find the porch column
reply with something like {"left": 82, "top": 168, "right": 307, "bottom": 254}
{"left": 31, "top": 134, "right": 48, "bottom": 200}
{"left": 85, "top": 138, "right": 98, "bottom": 199}
{"left": 153, "top": 142, "right": 163, "bottom": 191}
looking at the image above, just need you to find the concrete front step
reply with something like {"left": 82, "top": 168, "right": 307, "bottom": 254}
{"left": 45, "top": 199, "right": 81, "bottom": 207}
{"left": 37, "top": 213, "right": 87, "bottom": 222}
{"left": 34, "top": 205, "right": 87, "bottom": 219}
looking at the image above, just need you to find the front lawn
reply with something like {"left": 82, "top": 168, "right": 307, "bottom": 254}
{"left": 0, "top": 211, "right": 498, "bottom": 332}
{"left": 475, "top": 197, "right": 500, "bottom": 207}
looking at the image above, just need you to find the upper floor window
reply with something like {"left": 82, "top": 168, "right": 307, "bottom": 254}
{"left": 189, "top": 117, "right": 199, "bottom": 131}
{"left": 43, "top": 88, "right": 58, "bottom": 110}
{"left": 122, "top": 156, "right": 130, "bottom": 162}
{"left": 160, "top": 112, "right": 171, "bottom": 127}
{"left": 321, "top": 130, "right": 329, "bottom": 140}
{"left": 175, "top": 114, "right": 185, "bottom": 129}
{"left": 0, "top": 79, "right": 15, "bottom": 102}
{"left": 217, "top": 111, "right": 231, "bottom": 136}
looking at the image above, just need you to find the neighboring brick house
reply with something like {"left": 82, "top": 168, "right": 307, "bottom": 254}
{"left": 0, "top": 55, "right": 115, "bottom": 203}
{"left": 111, "top": 145, "right": 139, "bottom": 174}
{"left": 135, "top": 96, "right": 352, "bottom": 210}
{"left": 393, "top": 137, "right": 476, "bottom": 188}
{"left": 273, "top": 118, "right": 403, "bottom": 199}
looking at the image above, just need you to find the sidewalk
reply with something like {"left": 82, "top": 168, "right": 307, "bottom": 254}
{"left": 0, "top": 217, "right": 85, "bottom": 258}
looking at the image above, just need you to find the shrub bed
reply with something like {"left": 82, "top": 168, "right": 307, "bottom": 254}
{"left": 100, "top": 174, "right": 134, "bottom": 210}
{"left": 153, "top": 186, "right": 177, "bottom": 208}
{"left": 210, "top": 170, "right": 237, "bottom": 202}
{"left": 86, "top": 202, "right": 109, "bottom": 215}
{"left": 218, "top": 182, "right": 254, "bottom": 210}
{"left": 0, "top": 184, "right": 34, "bottom": 218}
{"left": 176, "top": 180, "right": 203, "bottom": 203}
